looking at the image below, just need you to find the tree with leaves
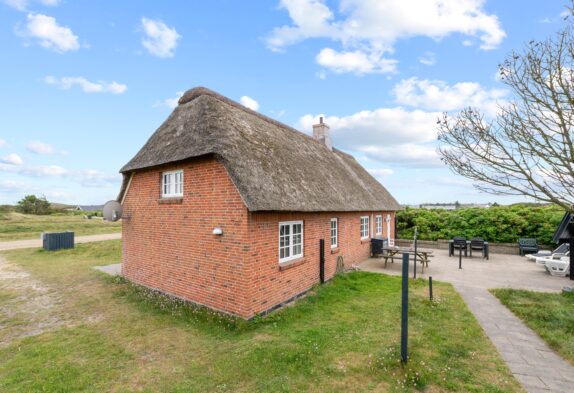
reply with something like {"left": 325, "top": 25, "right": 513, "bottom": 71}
{"left": 438, "top": 7, "right": 574, "bottom": 212}
{"left": 17, "top": 195, "right": 51, "bottom": 215}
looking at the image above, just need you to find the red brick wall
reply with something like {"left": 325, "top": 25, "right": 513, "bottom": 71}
{"left": 121, "top": 156, "right": 396, "bottom": 319}
{"left": 121, "top": 156, "right": 252, "bottom": 317}
{"left": 246, "top": 210, "right": 395, "bottom": 316}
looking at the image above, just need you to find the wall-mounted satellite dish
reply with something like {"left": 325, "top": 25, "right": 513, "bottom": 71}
{"left": 103, "top": 200, "right": 123, "bottom": 222}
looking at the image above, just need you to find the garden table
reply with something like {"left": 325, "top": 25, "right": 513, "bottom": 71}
{"left": 380, "top": 246, "right": 434, "bottom": 273}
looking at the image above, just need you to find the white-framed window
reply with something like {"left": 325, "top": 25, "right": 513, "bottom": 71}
{"left": 360, "top": 216, "right": 369, "bottom": 239}
{"left": 376, "top": 215, "right": 383, "bottom": 235}
{"left": 162, "top": 170, "right": 183, "bottom": 198}
{"left": 330, "top": 218, "right": 338, "bottom": 248}
{"left": 279, "top": 221, "right": 304, "bottom": 263}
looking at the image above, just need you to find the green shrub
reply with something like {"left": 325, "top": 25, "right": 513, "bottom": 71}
{"left": 397, "top": 204, "right": 564, "bottom": 245}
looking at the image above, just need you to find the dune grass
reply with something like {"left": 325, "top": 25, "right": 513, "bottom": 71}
{"left": 492, "top": 288, "right": 574, "bottom": 365}
{"left": 0, "top": 212, "right": 120, "bottom": 241}
{"left": 0, "top": 241, "right": 521, "bottom": 392}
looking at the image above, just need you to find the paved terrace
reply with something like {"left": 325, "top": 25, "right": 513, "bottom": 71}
{"left": 360, "top": 249, "right": 574, "bottom": 393}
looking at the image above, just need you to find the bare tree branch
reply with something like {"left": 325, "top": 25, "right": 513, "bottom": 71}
{"left": 438, "top": 6, "right": 574, "bottom": 212}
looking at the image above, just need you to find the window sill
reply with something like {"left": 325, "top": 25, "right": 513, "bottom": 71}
{"left": 158, "top": 197, "right": 183, "bottom": 204}
{"left": 331, "top": 247, "right": 340, "bottom": 254}
{"left": 279, "top": 257, "right": 306, "bottom": 271}
{"left": 361, "top": 238, "right": 370, "bottom": 244}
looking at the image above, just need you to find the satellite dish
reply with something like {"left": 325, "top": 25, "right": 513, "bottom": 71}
{"left": 103, "top": 200, "right": 123, "bottom": 222}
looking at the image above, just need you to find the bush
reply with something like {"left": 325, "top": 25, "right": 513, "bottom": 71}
{"left": 16, "top": 195, "right": 51, "bottom": 215}
{"left": 397, "top": 204, "right": 564, "bottom": 245}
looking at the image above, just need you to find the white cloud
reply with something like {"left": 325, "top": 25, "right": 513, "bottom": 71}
{"left": 141, "top": 17, "right": 180, "bottom": 58}
{"left": 26, "top": 140, "right": 54, "bottom": 154}
{"left": 393, "top": 77, "right": 507, "bottom": 116}
{"left": 156, "top": 91, "right": 184, "bottom": 109}
{"left": 361, "top": 144, "right": 441, "bottom": 167}
{"left": 367, "top": 168, "right": 394, "bottom": 177}
{"left": 298, "top": 107, "right": 439, "bottom": 150}
{"left": 0, "top": 180, "right": 33, "bottom": 193}
{"left": 44, "top": 76, "right": 127, "bottom": 94}
{"left": 19, "top": 164, "right": 67, "bottom": 177}
{"left": 0, "top": 153, "right": 23, "bottom": 166}
{"left": 22, "top": 13, "right": 80, "bottom": 52}
{"left": 240, "top": 96, "right": 260, "bottom": 111}
{"left": 316, "top": 48, "right": 397, "bottom": 74}
{"left": 418, "top": 51, "right": 436, "bottom": 66}
{"left": 0, "top": 138, "right": 6, "bottom": 148}
{"left": 4, "top": 0, "right": 59, "bottom": 11}
{"left": 0, "top": 161, "right": 120, "bottom": 188}
{"left": 267, "top": 0, "right": 505, "bottom": 74}
{"left": 297, "top": 90, "right": 449, "bottom": 168}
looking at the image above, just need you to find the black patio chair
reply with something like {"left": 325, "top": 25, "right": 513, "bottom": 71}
{"left": 518, "top": 238, "right": 539, "bottom": 256}
{"left": 469, "top": 237, "right": 487, "bottom": 259}
{"left": 453, "top": 236, "right": 468, "bottom": 257}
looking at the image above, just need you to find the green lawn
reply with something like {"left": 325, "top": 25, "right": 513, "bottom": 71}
{"left": 0, "top": 212, "right": 121, "bottom": 241}
{"left": 0, "top": 241, "right": 521, "bottom": 392}
{"left": 492, "top": 288, "right": 574, "bottom": 365}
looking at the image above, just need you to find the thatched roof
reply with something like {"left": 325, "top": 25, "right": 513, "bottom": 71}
{"left": 119, "top": 87, "right": 400, "bottom": 212}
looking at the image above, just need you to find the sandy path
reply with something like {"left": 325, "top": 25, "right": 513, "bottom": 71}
{"left": 0, "top": 232, "right": 121, "bottom": 251}
{"left": 0, "top": 255, "right": 68, "bottom": 346}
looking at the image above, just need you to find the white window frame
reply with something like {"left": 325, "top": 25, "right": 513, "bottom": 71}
{"left": 278, "top": 221, "right": 304, "bottom": 263}
{"left": 376, "top": 215, "right": 383, "bottom": 235}
{"left": 161, "top": 170, "right": 184, "bottom": 198}
{"left": 330, "top": 218, "right": 338, "bottom": 248}
{"left": 360, "top": 216, "right": 369, "bottom": 239}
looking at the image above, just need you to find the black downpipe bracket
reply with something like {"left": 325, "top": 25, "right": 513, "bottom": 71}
{"left": 320, "top": 239, "right": 325, "bottom": 284}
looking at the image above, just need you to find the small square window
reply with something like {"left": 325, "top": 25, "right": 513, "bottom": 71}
{"left": 279, "top": 221, "right": 304, "bottom": 263}
{"left": 162, "top": 170, "right": 184, "bottom": 198}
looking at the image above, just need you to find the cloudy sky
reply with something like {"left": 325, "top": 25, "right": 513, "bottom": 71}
{"left": 0, "top": 0, "right": 568, "bottom": 205}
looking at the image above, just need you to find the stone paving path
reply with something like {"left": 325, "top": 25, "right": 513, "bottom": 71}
{"left": 360, "top": 250, "right": 574, "bottom": 393}
{"left": 0, "top": 233, "right": 121, "bottom": 251}
{"left": 456, "top": 285, "right": 574, "bottom": 393}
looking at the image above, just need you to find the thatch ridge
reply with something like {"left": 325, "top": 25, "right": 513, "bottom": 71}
{"left": 119, "top": 87, "right": 400, "bottom": 212}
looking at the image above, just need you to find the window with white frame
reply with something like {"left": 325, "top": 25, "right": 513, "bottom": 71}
{"left": 279, "top": 221, "right": 303, "bottom": 262}
{"left": 376, "top": 215, "right": 383, "bottom": 235}
{"left": 330, "top": 218, "right": 338, "bottom": 248}
{"left": 360, "top": 216, "right": 369, "bottom": 239}
{"left": 162, "top": 170, "right": 183, "bottom": 198}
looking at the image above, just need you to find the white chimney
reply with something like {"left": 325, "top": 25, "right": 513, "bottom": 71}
{"left": 312, "top": 117, "right": 332, "bottom": 151}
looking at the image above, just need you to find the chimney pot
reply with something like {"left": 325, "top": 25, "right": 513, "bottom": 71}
{"left": 313, "top": 117, "right": 332, "bottom": 151}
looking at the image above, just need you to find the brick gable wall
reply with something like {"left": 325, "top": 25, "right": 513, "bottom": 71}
{"left": 121, "top": 156, "right": 395, "bottom": 319}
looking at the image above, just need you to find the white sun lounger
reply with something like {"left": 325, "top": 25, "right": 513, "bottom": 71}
{"left": 545, "top": 256, "right": 570, "bottom": 277}
{"left": 535, "top": 251, "right": 569, "bottom": 266}
{"left": 526, "top": 243, "right": 569, "bottom": 261}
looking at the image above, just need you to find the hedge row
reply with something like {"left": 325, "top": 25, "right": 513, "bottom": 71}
{"left": 396, "top": 204, "right": 565, "bottom": 245}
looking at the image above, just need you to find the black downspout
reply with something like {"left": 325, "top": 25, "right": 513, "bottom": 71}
{"left": 320, "top": 239, "right": 325, "bottom": 284}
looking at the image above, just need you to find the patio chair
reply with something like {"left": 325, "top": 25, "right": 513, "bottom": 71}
{"left": 469, "top": 237, "right": 488, "bottom": 259}
{"left": 535, "top": 251, "right": 569, "bottom": 266}
{"left": 545, "top": 256, "right": 570, "bottom": 277}
{"left": 518, "top": 238, "right": 539, "bottom": 256}
{"left": 452, "top": 237, "right": 468, "bottom": 257}
{"left": 526, "top": 243, "right": 569, "bottom": 262}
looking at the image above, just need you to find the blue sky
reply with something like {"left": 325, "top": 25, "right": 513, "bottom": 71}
{"left": 0, "top": 0, "right": 569, "bottom": 205}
